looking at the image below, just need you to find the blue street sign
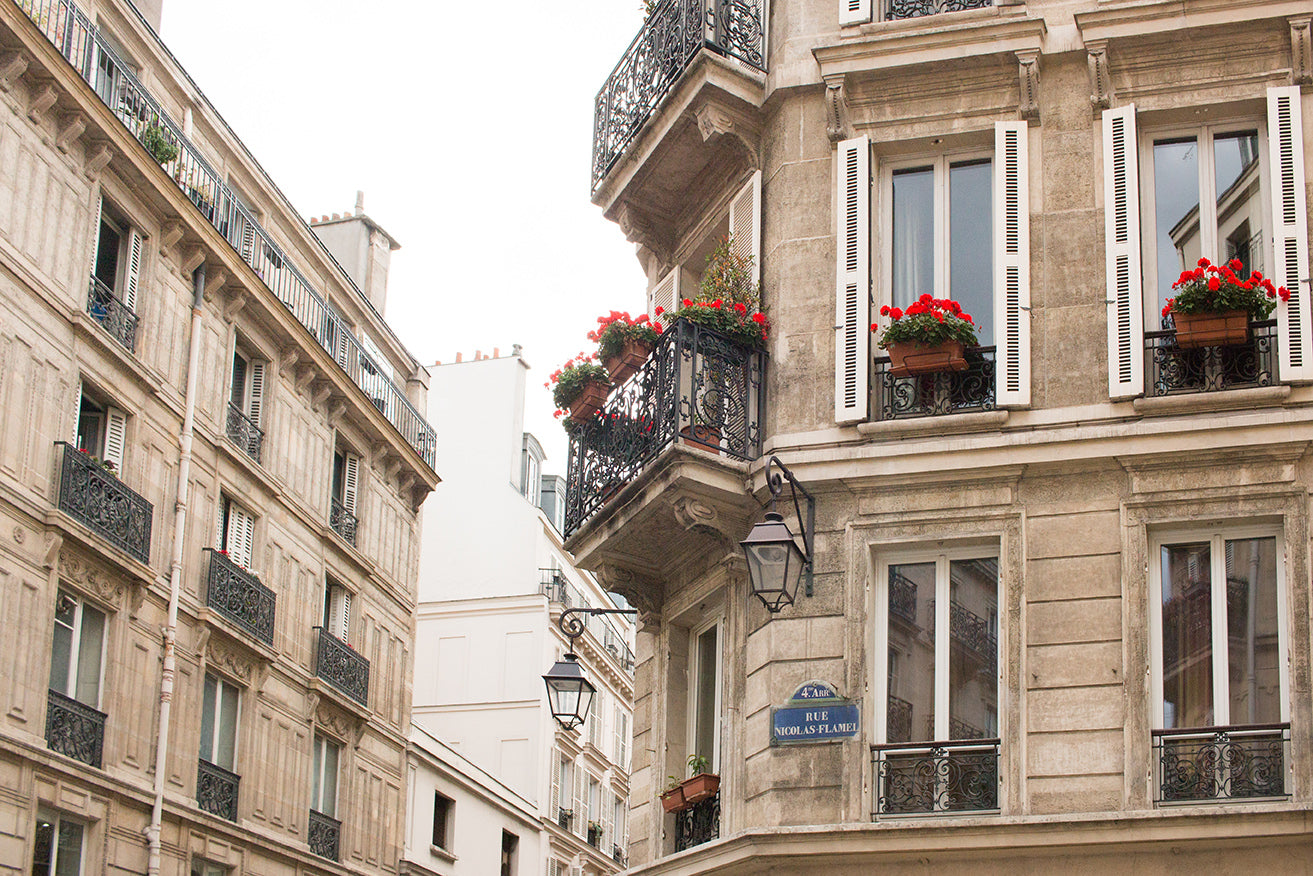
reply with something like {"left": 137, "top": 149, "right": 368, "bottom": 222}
{"left": 770, "top": 680, "right": 861, "bottom": 745}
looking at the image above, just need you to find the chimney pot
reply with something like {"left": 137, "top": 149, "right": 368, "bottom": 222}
{"left": 456, "top": 352, "right": 463, "bottom": 363}
{"left": 332, "top": 213, "right": 341, "bottom": 220}
{"left": 493, "top": 347, "right": 500, "bottom": 358}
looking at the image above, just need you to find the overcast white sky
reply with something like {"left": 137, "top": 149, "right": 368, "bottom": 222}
{"left": 160, "top": 1, "right": 649, "bottom": 475}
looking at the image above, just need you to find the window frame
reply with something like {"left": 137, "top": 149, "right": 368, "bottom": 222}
{"left": 217, "top": 494, "right": 256, "bottom": 570}
{"left": 32, "top": 808, "right": 85, "bottom": 876}
{"left": 431, "top": 790, "right": 454, "bottom": 851}
{"left": 686, "top": 616, "right": 724, "bottom": 774}
{"left": 199, "top": 672, "right": 241, "bottom": 772}
{"left": 310, "top": 734, "right": 340, "bottom": 818}
{"left": 50, "top": 589, "right": 107, "bottom": 709}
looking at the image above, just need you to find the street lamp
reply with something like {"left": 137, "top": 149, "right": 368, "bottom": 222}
{"left": 542, "top": 605, "right": 637, "bottom": 729}
{"left": 741, "top": 456, "right": 815, "bottom": 613}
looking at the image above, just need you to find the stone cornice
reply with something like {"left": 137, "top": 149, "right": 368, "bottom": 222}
{"left": 1074, "top": 0, "right": 1310, "bottom": 42}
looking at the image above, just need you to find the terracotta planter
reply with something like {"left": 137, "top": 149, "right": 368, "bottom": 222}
{"left": 885, "top": 340, "right": 969, "bottom": 377}
{"left": 566, "top": 380, "right": 611, "bottom": 424}
{"left": 679, "top": 424, "right": 721, "bottom": 452}
{"left": 680, "top": 772, "right": 720, "bottom": 804}
{"left": 602, "top": 338, "right": 654, "bottom": 386}
{"left": 660, "top": 785, "right": 686, "bottom": 813}
{"left": 1172, "top": 309, "right": 1250, "bottom": 349}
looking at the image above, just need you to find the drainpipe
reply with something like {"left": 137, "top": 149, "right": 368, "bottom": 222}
{"left": 146, "top": 265, "right": 206, "bottom": 876}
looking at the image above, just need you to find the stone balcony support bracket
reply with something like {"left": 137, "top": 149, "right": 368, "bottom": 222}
{"left": 1292, "top": 16, "right": 1312, "bottom": 85}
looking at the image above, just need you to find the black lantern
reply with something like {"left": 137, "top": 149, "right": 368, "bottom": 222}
{"left": 741, "top": 457, "right": 815, "bottom": 613}
{"left": 542, "top": 652, "right": 596, "bottom": 730}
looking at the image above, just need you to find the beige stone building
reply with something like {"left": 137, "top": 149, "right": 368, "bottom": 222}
{"left": 0, "top": 0, "right": 437, "bottom": 873}
{"left": 567, "top": 0, "right": 1313, "bottom": 873}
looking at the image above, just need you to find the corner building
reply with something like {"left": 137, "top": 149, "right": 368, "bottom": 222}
{"left": 0, "top": 0, "right": 438, "bottom": 873}
{"left": 569, "top": 0, "right": 1313, "bottom": 872}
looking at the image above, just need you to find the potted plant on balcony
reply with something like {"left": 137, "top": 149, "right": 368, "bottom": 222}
{"left": 78, "top": 447, "right": 117, "bottom": 477}
{"left": 871, "top": 295, "right": 978, "bottom": 376}
{"left": 590, "top": 310, "right": 663, "bottom": 385}
{"left": 587, "top": 820, "right": 603, "bottom": 846}
{"left": 142, "top": 123, "right": 178, "bottom": 165}
{"left": 1162, "top": 257, "right": 1287, "bottom": 349}
{"left": 658, "top": 236, "right": 770, "bottom": 351}
{"left": 660, "top": 775, "right": 686, "bottom": 813}
{"left": 548, "top": 354, "right": 612, "bottom": 427}
{"left": 680, "top": 754, "right": 720, "bottom": 804}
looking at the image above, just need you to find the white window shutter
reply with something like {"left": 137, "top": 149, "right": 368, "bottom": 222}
{"left": 613, "top": 705, "right": 623, "bottom": 764}
{"left": 602, "top": 795, "right": 613, "bottom": 850}
{"left": 1269, "top": 86, "right": 1312, "bottom": 382}
{"left": 91, "top": 194, "right": 104, "bottom": 271}
{"left": 102, "top": 406, "right": 126, "bottom": 471}
{"left": 1102, "top": 105, "right": 1144, "bottom": 399}
{"left": 994, "top": 121, "right": 1031, "bottom": 407}
{"left": 240, "top": 216, "right": 255, "bottom": 263}
{"left": 550, "top": 753, "right": 561, "bottom": 813}
{"left": 71, "top": 380, "right": 83, "bottom": 444}
{"left": 335, "top": 589, "right": 352, "bottom": 641}
{"left": 123, "top": 227, "right": 142, "bottom": 310}
{"left": 216, "top": 497, "right": 227, "bottom": 548}
{"left": 226, "top": 504, "right": 254, "bottom": 569}
{"left": 342, "top": 454, "right": 360, "bottom": 515}
{"left": 247, "top": 360, "right": 265, "bottom": 426}
{"left": 835, "top": 135, "right": 871, "bottom": 423}
{"left": 573, "top": 767, "right": 585, "bottom": 837}
{"left": 335, "top": 323, "right": 351, "bottom": 368}
{"left": 839, "top": 0, "right": 872, "bottom": 26}
{"left": 650, "top": 267, "right": 680, "bottom": 320}
{"left": 729, "top": 170, "right": 762, "bottom": 287}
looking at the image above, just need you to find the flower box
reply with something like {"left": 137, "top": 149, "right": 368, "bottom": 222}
{"left": 886, "top": 340, "right": 968, "bottom": 377}
{"left": 679, "top": 424, "right": 721, "bottom": 452}
{"left": 660, "top": 785, "right": 686, "bottom": 813}
{"left": 567, "top": 379, "right": 611, "bottom": 424}
{"left": 602, "top": 338, "right": 654, "bottom": 386}
{"left": 1172, "top": 309, "right": 1250, "bottom": 349}
{"left": 680, "top": 772, "right": 720, "bottom": 804}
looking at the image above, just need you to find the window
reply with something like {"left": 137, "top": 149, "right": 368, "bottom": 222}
{"left": 500, "top": 831, "right": 518, "bottom": 876}
{"left": 521, "top": 434, "right": 543, "bottom": 506}
{"left": 323, "top": 579, "right": 351, "bottom": 643}
{"left": 32, "top": 809, "right": 84, "bottom": 876}
{"left": 199, "top": 674, "right": 239, "bottom": 771}
{"left": 310, "top": 735, "right": 340, "bottom": 818}
{"left": 227, "top": 347, "right": 265, "bottom": 462}
{"left": 550, "top": 751, "right": 572, "bottom": 826}
{"left": 587, "top": 774, "right": 601, "bottom": 835}
{"left": 50, "top": 590, "right": 105, "bottom": 709}
{"left": 74, "top": 387, "right": 126, "bottom": 475}
{"left": 89, "top": 197, "right": 143, "bottom": 350}
{"left": 190, "top": 861, "right": 226, "bottom": 876}
{"left": 216, "top": 495, "right": 255, "bottom": 570}
{"left": 431, "top": 791, "right": 454, "bottom": 851}
{"left": 689, "top": 620, "right": 722, "bottom": 773}
{"left": 330, "top": 448, "right": 360, "bottom": 545}
{"left": 613, "top": 706, "right": 629, "bottom": 770}
{"left": 589, "top": 690, "right": 606, "bottom": 749}
{"left": 612, "top": 792, "right": 626, "bottom": 853}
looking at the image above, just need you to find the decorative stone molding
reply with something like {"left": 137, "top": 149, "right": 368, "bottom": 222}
{"left": 158, "top": 221, "right": 183, "bottom": 257}
{"left": 204, "top": 637, "right": 255, "bottom": 684}
{"left": 311, "top": 383, "right": 332, "bottom": 414}
{"left": 43, "top": 532, "right": 62, "bottom": 570}
{"left": 693, "top": 101, "right": 759, "bottom": 166}
{"left": 1086, "top": 40, "right": 1112, "bottom": 109}
{"left": 26, "top": 83, "right": 56, "bottom": 124}
{"left": 56, "top": 113, "right": 84, "bottom": 153}
{"left": 1016, "top": 50, "right": 1040, "bottom": 121}
{"left": 279, "top": 346, "right": 300, "bottom": 372}
{"left": 83, "top": 144, "right": 112, "bottom": 180}
{"left": 594, "top": 562, "right": 663, "bottom": 619}
{"left": 825, "top": 78, "right": 851, "bottom": 143}
{"left": 616, "top": 203, "right": 670, "bottom": 261}
{"left": 671, "top": 495, "right": 737, "bottom": 544}
{"left": 294, "top": 366, "right": 315, "bottom": 396}
{"left": 0, "top": 52, "right": 29, "bottom": 93}
{"left": 220, "top": 287, "right": 246, "bottom": 323}
{"left": 180, "top": 247, "right": 205, "bottom": 280}
{"left": 327, "top": 401, "right": 346, "bottom": 430}
{"left": 1292, "top": 16, "right": 1312, "bottom": 85}
{"left": 57, "top": 549, "right": 127, "bottom": 610}
{"left": 203, "top": 267, "right": 227, "bottom": 298}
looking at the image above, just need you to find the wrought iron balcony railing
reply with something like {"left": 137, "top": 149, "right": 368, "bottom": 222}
{"left": 889, "top": 572, "right": 918, "bottom": 624}
{"left": 197, "top": 758, "right": 240, "bottom": 821}
{"left": 564, "top": 318, "right": 765, "bottom": 537}
{"left": 308, "top": 808, "right": 341, "bottom": 862}
{"left": 541, "top": 572, "right": 635, "bottom": 674}
{"left": 887, "top": 695, "right": 913, "bottom": 744}
{"left": 873, "top": 347, "right": 996, "bottom": 420}
{"left": 674, "top": 791, "right": 719, "bottom": 852}
{"left": 313, "top": 626, "right": 369, "bottom": 707}
{"left": 1154, "top": 724, "right": 1289, "bottom": 803}
{"left": 46, "top": 688, "right": 105, "bottom": 768}
{"left": 949, "top": 600, "right": 997, "bottom": 672}
{"left": 1145, "top": 320, "right": 1277, "bottom": 396}
{"left": 557, "top": 807, "right": 573, "bottom": 830}
{"left": 86, "top": 274, "right": 138, "bottom": 352}
{"left": 329, "top": 497, "right": 357, "bottom": 546}
{"left": 225, "top": 403, "right": 264, "bottom": 464}
{"left": 205, "top": 549, "right": 275, "bottom": 645}
{"left": 591, "top": 0, "right": 765, "bottom": 191}
{"left": 15, "top": 0, "right": 436, "bottom": 469}
{"left": 886, "top": 0, "right": 992, "bottom": 20}
{"left": 871, "top": 739, "right": 999, "bottom": 815}
{"left": 55, "top": 441, "right": 153, "bottom": 564}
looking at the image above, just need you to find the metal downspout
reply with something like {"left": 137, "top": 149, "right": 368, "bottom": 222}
{"left": 146, "top": 265, "right": 206, "bottom": 875}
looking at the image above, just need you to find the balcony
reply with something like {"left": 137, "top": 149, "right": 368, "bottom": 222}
{"left": 949, "top": 600, "right": 997, "bottom": 673}
{"left": 1154, "top": 724, "right": 1289, "bottom": 803}
{"left": 1145, "top": 320, "right": 1277, "bottom": 396}
{"left": 16, "top": 0, "right": 436, "bottom": 470}
{"left": 308, "top": 808, "right": 341, "bottom": 862}
{"left": 564, "top": 319, "right": 765, "bottom": 538}
{"left": 313, "top": 626, "right": 369, "bottom": 707}
{"left": 557, "top": 807, "right": 573, "bottom": 831}
{"left": 887, "top": 695, "right": 913, "bottom": 743}
{"left": 46, "top": 689, "right": 105, "bottom": 768}
{"left": 86, "top": 275, "right": 138, "bottom": 352}
{"left": 673, "top": 791, "right": 719, "bottom": 852}
{"left": 55, "top": 442, "right": 152, "bottom": 564}
{"left": 197, "top": 759, "right": 240, "bottom": 821}
{"left": 329, "top": 497, "right": 357, "bottom": 547}
{"left": 889, "top": 572, "right": 918, "bottom": 625}
{"left": 873, "top": 347, "right": 996, "bottom": 420}
{"left": 886, "top": 0, "right": 992, "bottom": 20}
{"left": 871, "top": 739, "right": 999, "bottom": 815}
{"left": 204, "top": 549, "right": 276, "bottom": 645}
{"left": 225, "top": 403, "right": 264, "bottom": 464}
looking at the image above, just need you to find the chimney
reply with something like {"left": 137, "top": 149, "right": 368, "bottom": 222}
{"left": 308, "top": 192, "right": 401, "bottom": 316}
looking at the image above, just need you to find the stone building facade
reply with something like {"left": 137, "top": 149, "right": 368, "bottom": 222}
{"left": 568, "top": 0, "right": 1313, "bottom": 873}
{"left": 0, "top": 0, "right": 438, "bottom": 873}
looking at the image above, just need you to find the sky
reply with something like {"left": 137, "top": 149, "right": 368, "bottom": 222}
{"left": 159, "top": 0, "right": 650, "bottom": 475}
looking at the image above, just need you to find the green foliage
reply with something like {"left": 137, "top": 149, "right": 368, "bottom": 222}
{"left": 143, "top": 124, "right": 179, "bottom": 165}
{"left": 591, "top": 311, "right": 661, "bottom": 361}
{"left": 1165, "top": 257, "right": 1284, "bottom": 321}
{"left": 548, "top": 355, "right": 611, "bottom": 424}
{"left": 659, "top": 236, "right": 769, "bottom": 349}
{"left": 872, "top": 296, "right": 979, "bottom": 349}
{"left": 687, "top": 754, "right": 710, "bottom": 776}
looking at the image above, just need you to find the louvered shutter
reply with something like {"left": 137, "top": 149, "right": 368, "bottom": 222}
{"left": 240, "top": 216, "right": 255, "bottom": 263}
{"left": 336, "top": 589, "right": 352, "bottom": 642}
{"left": 835, "top": 136, "right": 871, "bottom": 423}
{"left": 91, "top": 195, "right": 104, "bottom": 275}
{"left": 216, "top": 497, "right": 227, "bottom": 548}
{"left": 122, "top": 228, "right": 142, "bottom": 311}
{"left": 102, "top": 407, "right": 126, "bottom": 472}
{"left": 550, "top": 752, "right": 561, "bottom": 815}
{"left": 335, "top": 322, "right": 351, "bottom": 368}
{"left": 729, "top": 170, "right": 762, "bottom": 287}
{"left": 839, "top": 0, "right": 872, "bottom": 26}
{"left": 574, "top": 767, "right": 585, "bottom": 837}
{"left": 226, "top": 504, "right": 254, "bottom": 569}
{"left": 613, "top": 704, "right": 623, "bottom": 765}
{"left": 650, "top": 267, "right": 680, "bottom": 320}
{"left": 71, "top": 380, "right": 83, "bottom": 444}
{"left": 1102, "top": 105, "right": 1144, "bottom": 399}
{"left": 1268, "top": 86, "right": 1312, "bottom": 382}
{"left": 994, "top": 121, "right": 1031, "bottom": 406}
{"left": 247, "top": 360, "right": 265, "bottom": 426}
{"left": 342, "top": 454, "right": 360, "bottom": 515}
{"left": 602, "top": 793, "right": 613, "bottom": 852}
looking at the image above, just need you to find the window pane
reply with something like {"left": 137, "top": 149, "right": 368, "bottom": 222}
{"left": 321, "top": 741, "right": 338, "bottom": 817}
{"left": 1214, "top": 131, "right": 1262, "bottom": 278}
{"left": 32, "top": 813, "right": 54, "bottom": 875}
{"left": 949, "top": 160, "right": 993, "bottom": 346}
{"left": 217, "top": 681, "right": 239, "bottom": 770}
{"left": 50, "top": 611, "right": 73, "bottom": 696}
{"left": 1161, "top": 542, "right": 1213, "bottom": 728}
{"left": 94, "top": 219, "right": 121, "bottom": 290}
{"left": 75, "top": 605, "right": 104, "bottom": 707}
{"left": 53, "top": 820, "right": 82, "bottom": 876}
{"left": 200, "top": 675, "right": 217, "bottom": 762}
{"left": 887, "top": 563, "right": 935, "bottom": 742}
{"left": 312, "top": 738, "right": 322, "bottom": 811}
{"left": 693, "top": 626, "right": 718, "bottom": 766}
{"left": 1152, "top": 138, "right": 1200, "bottom": 317}
{"left": 948, "top": 558, "right": 998, "bottom": 739}
{"left": 1225, "top": 537, "right": 1280, "bottom": 725}
{"left": 892, "top": 167, "right": 935, "bottom": 309}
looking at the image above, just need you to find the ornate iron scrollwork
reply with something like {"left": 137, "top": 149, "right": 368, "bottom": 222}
{"left": 329, "top": 497, "right": 357, "bottom": 546}
{"left": 206, "top": 549, "right": 276, "bottom": 645}
{"left": 674, "top": 792, "right": 720, "bottom": 851}
{"left": 46, "top": 689, "right": 106, "bottom": 768}
{"left": 197, "top": 759, "right": 241, "bottom": 821}
{"left": 873, "top": 740, "right": 999, "bottom": 815}
{"left": 1155, "top": 725, "right": 1288, "bottom": 802}
{"left": 874, "top": 348, "right": 996, "bottom": 420}
{"left": 314, "top": 627, "right": 370, "bottom": 707}
{"left": 308, "top": 809, "right": 341, "bottom": 861}
{"left": 1145, "top": 320, "right": 1276, "bottom": 396}
{"left": 56, "top": 442, "right": 153, "bottom": 564}
{"left": 886, "top": 0, "right": 993, "bottom": 20}
{"left": 226, "top": 403, "right": 264, "bottom": 464}
{"left": 86, "top": 275, "right": 138, "bottom": 352}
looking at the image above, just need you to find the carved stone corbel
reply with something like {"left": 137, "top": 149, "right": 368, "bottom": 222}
{"left": 158, "top": 221, "right": 183, "bottom": 257}
{"left": 194, "top": 624, "right": 212, "bottom": 659}
{"left": 399, "top": 473, "right": 414, "bottom": 497}
{"left": 616, "top": 203, "right": 670, "bottom": 262}
{"left": 304, "top": 691, "right": 321, "bottom": 725}
{"left": 203, "top": 268, "right": 227, "bottom": 300}
{"left": 253, "top": 661, "right": 271, "bottom": 694}
{"left": 1292, "top": 16, "right": 1312, "bottom": 86}
{"left": 27, "top": 83, "right": 56, "bottom": 124}
{"left": 295, "top": 366, "right": 316, "bottom": 396}
{"left": 221, "top": 287, "right": 246, "bottom": 323}
{"left": 43, "top": 533, "right": 63, "bottom": 570}
{"left": 384, "top": 457, "right": 402, "bottom": 484}
{"left": 279, "top": 346, "right": 300, "bottom": 372}
{"left": 1086, "top": 40, "right": 1112, "bottom": 110}
{"left": 327, "top": 401, "right": 346, "bottom": 429}
{"left": 56, "top": 113, "right": 85, "bottom": 153}
{"left": 0, "top": 52, "right": 29, "bottom": 93}
{"left": 181, "top": 247, "right": 206, "bottom": 280}
{"left": 84, "top": 144, "right": 112, "bottom": 180}
{"left": 311, "top": 383, "right": 333, "bottom": 413}
{"left": 693, "top": 101, "right": 758, "bottom": 165}
{"left": 593, "top": 562, "right": 664, "bottom": 620}
{"left": 1016, "top": 50, "right": 1040, "bottom": 121}
{"left": 824, "top": 77, "right": 851, "bottom": 143}
{"left": 671, "top": 495, "right": 736, "bottom": 544}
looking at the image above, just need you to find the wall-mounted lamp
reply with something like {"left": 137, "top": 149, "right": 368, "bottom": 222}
{"left": 740, "top": 456, "right": 815, "bottom": 613}
{"left": 542, "top": 606, "right": 637, "bottom": 729}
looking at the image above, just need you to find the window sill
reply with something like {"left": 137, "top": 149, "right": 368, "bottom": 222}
{"left": 1131, "top": 384, "right": 1290, "bottom": 416}
{"left": 429, "top": 844, "right": 457, "bottom": 863}
{"left": 858, "top": 409, "right": 1009, "bottom": 439}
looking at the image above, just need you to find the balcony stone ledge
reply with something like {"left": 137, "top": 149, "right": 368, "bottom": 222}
{"left": 857, "top": 409, "right": 1009, "bottom": 439}
{"left": 1131, "top": 384, "right": 1291, "bottom": 416}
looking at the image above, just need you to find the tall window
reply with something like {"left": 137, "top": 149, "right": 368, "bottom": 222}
{"left": 310, "top": 735, "right": 340, "bottom": 818}
{"left": 216, "top": 495, "right": 255, "bottom": 570}
{"left": 613, "top": 706, "right": 629, "bottom": 770}
{"left": 887, "top": 156, "right": 994, "bottom": 344}
{"left": 330, "top": 447, "right": 360, "bottom": 544}
{"left": 689, "top": 620, "right": 722, "bottom": 773}
{"left": 50, "top": 590, "right": 105, "bottom": 709}
{"left": 75, "top": 388, "right": 127, "bottom": 474}
{"left": 227, "top": 347, "right": 265, "bottom": 462}
{"left": 323, "top": 579, "right": 352, "bottom": 643}
{"left": 199, "top": 674, "right": 239, "bottom": 771}
{"left": 89, "top": 198, "right": 143, "bottom": 351}
{"left": 431, "top": 791, "right": 454, "bottom": 851}
{"left": 500, "top": 830, "right": 518, "bottom": 876}
{"left": 32, "top": 809, "right": 84, "bottom": 876}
